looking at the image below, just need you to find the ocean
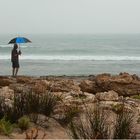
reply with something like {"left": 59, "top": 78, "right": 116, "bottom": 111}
{"left": 0, "top": 34, "right": 140, "bottom": 76}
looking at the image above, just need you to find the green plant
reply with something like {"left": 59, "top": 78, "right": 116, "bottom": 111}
{"left": 0, "top": 97, "right": 5, "bottom": 119}
{"left": 39, "top": 92, "right": 58, "bottom": 117}
{"left": 68, "top": 104, "right": 109, "bottom": 139}
{"left": 131, "top": 94, "right": 140, "bottom": 100}
{"left": 0, "top": 117, "right": 13, "bottom": 136}
{"left": 25, "top": 91, "right": 40, "bottom": 114}
{"left": 18, "top": 116, "right": 30, "bottom": 131}
{"left": 4, "top": 90, "right": 58, "bottom": 123}
{"left": 61, "top": 105, "right": 81, "bottom": 125}
{"left": 25, "top": 91, "right": 58, "bottom": 118}
{"left": 4, "top": 92, "right": 30, "bottom": 123}
{"left": 111, "top": 104, "right": 124, "bottom": 114}
{"left": 113, "top": 111, "right": 134, "bottom": 139}
{"left": 0, "top": 89, "right": 58, "bottom": 125}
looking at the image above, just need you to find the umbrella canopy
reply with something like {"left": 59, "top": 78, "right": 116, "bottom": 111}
{"left": 8, "top": 37, "right": 31, "bottom": 44}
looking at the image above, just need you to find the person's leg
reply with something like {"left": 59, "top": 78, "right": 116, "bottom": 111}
{"left": 15, "top": 68, "right": 19, "bottom": 77}
{"left": 12, "top": 68, "right": 15, "bottom": 77}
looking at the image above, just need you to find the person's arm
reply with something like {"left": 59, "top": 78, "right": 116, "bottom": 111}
{"left": 14, "top": 50, "right": 21, "bottom": 56}
{"left": 18, "top": 50, "right": 22, "bottom": 55}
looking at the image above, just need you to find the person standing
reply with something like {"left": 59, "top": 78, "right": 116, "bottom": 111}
{"left": 11, "top": 43, "right": 21, "bottom": 77}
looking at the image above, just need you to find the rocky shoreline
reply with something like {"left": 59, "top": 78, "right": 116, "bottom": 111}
{"left": 0, "top": 72, "right": 140, "bottom": 139}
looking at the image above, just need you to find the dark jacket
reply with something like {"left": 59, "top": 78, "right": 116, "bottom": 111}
{"left": 11, "top": 49, "right": 21, "bottom": 62}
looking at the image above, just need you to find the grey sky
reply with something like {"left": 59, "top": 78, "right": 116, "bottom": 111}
{"left": 0, "top": 0, "right": 140, "bottom": 34}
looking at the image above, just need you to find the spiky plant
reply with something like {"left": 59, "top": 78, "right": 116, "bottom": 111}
{"left": 113, "top": 111, "right": 134, "bottom": 139}
{"left": 0, "top": 117, "right": 13, "bottom": 136}
{"left": 39, "top": 92, "right": 58, "bottom": 117}
{"left": 68, "top": 104, "right": 109, "bottom": 139}
{"left": 60, "top": 105, "right": 81, "bottom": 125}
{"left": 18, "top": 116, "right": 30, "bottom": 131}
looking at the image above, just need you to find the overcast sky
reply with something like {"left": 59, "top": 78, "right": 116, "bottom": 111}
{"left": 0, "top": 0, "right": 140, "bottom": 34}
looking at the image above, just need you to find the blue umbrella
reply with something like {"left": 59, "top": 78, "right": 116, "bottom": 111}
{"left": 8, "top": 37, "right": 31, "bottom": 44}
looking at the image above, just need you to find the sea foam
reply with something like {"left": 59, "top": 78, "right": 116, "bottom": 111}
{"left": 1, "top": 55, "right": 140, "bottom": 61}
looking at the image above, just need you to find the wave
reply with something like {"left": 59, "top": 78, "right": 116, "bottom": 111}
{"left": 1, "top": 55, "right": 140, "bottom": 61}
{"left": 0, "top": 45, "right": 35, "bottom": 48}
{"left": 0, "top": 45, "right": 12, "bottom": 48}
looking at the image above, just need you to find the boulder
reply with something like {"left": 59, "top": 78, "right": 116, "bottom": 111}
{"left": 49, "top": 80, "right": 80, "bottom": 92}
{"left": 95, "top": 90, "right": 119, "bottom": 101}
{"left": 32, "top": 80, "right": 48, "bottom": 94}
{"left": 79, "top": 80, "right": 98, "bottom": 93}
{"left": 0, "top": 78, "right": 13, "bottom": 87}
{"left": 9, "top": 84, "right": 31, "bottom": 93}
{"left": 83, "top": 92, "right": 96, "bottom": 102}
{"left": 16, "top": 76, "right": 34, "bottom": 84}
{"left": 95, "top": 73, "right": 140, "bottom": 96}
{"left": 0, "top": 86, "right": 14, "bottom": 99}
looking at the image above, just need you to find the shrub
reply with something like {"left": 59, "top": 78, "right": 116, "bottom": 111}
{"left": 39, "top": 92, "right": 58, "bottom": 117}
{"left": 111, "top": 104, "right": 124, "bottom": 114}
{"left": 131, "top": 94, "right": 140, "bottom": 100}
{"left": 113, "top": 111, "right": 134, "bottom": 139}
{"left": 4, "top": 92, "right": 29, "bottom": 123}
{"left": 60, "top": 105, "right": 81, "bottom": 125}
{"left": 68, "top": 104, "right": 109, "bottom": 139}
{"left": 18, "top": 116, "right": 30, "bottom": 131}
{"left": 3, "top": 90, "right": 58, "bottom": 123}
{"left": 0, "top": 117, "right": 13, "bottom": 136}
{"left": 0, "top": 97, "right": 5, "bottom": 119}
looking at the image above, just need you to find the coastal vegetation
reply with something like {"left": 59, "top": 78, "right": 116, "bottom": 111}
{"left": 0, "top": 73, "right": 140, "bottom": 139}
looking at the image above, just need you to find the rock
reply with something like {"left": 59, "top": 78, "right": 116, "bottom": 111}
{"left": 4, "top": 98, "right": 13, "bottom": 108}
{"left": 84, "top": 92, "right": 95, "bottom": 102}
{"left": 16, "top": 76, "right": 34, "bottom": 84}
{"left": 49, "top": 80, "right": 80, "bottom": 92}
{"left": 0, "top": 86, "right": 14, "bottom": 99}
{"left": 0, "top": 78, "right": 13, "bottom": 87}
{"left": 95, "top": 90, "right": 119, "bottom": 101}
{"left": 10, "top": 84, "right": 31, "bottom": 93}
{"left": 65, "top": 95, "right": 73, "bottom": 100}
{"left": 69, "top": 91, "right": 83, "bottom": 97}
{"left": 79, "top": 80, "right": 97, "bottom": 93}
{"left": 95, "top": 73, "right": 140, "bottom": 96}
{"left": 124, "top": 98, "right": 140, "bottom": 108}
{"left": 98, "top": 101, "right": 121, "bottom": 110}
{"left": 32, "top": 81, "right": 47, "bottom": 94}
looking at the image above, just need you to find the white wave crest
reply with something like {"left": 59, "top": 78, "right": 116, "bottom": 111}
{"left": 0, "top": 45, "right": 12, "bottom": 48}
{"left": 0, "top": 45, "right": 34, "bottom": 48}
{"left": 1, "top": 55, "right": 140, "bottom": 61}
